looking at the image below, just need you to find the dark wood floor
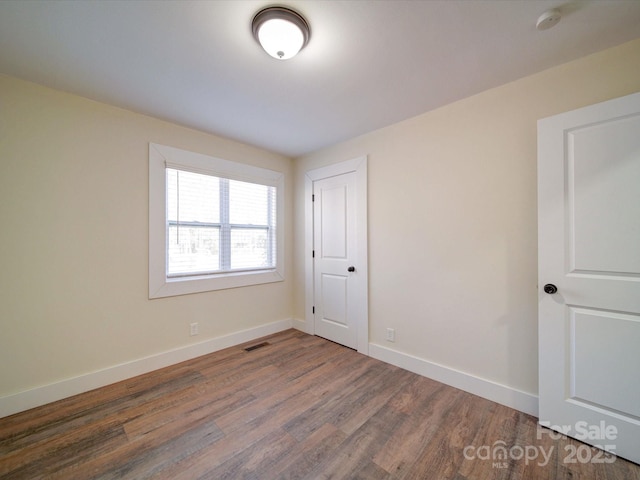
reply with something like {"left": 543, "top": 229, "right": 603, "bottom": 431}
{"left": 1, "top": 329, "right": 638, "bottom": 479}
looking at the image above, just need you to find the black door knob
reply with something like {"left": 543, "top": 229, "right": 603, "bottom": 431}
{"left": 543, "top": 284, "right": 558, "bottom": 294}
{"left": 347, "top": 266, "right": 355, "bottom": 272}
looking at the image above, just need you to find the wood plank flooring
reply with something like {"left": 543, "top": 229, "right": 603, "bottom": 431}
{"left": 1, "top": 329, "right": 638, "bottom": 479}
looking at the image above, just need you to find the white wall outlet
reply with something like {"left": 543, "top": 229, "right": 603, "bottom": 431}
{"left": 190, "top": 322, "right": 199, "bottom": 336}
{"left": 386, "top": 328, "right": 395, "bottom": 342}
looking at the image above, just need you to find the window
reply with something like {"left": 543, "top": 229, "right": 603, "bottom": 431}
{"left": 149, "top": 143, "right": 284, "bottom": 298}
{"left": 166, "top": 169, "right": 276, "bottom": 276}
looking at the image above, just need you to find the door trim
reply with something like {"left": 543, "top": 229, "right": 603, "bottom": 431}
{"left": 304, "top": 156, "right": 368, "bottom": 354}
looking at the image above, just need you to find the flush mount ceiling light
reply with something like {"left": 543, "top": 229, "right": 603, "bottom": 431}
{"left": 252, "top": 6, "right": 310, "bottom": 60}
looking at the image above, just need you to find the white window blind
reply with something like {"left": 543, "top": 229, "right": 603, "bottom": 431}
{"left": 166, "top": 168, "right": 276, "bottom": 277}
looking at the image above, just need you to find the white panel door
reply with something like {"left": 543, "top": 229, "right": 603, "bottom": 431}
{"left": 313, "top": 172, "right": 358, "bottom": 349}
{"left": 538, "top": 91, "right": 640, "bottom": 464}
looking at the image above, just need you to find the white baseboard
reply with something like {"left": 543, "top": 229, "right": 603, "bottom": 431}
{"left": 0, "top": 318, "right": 293, "bottom": 419}
{"left": 1, "top": 322, "right": 538, "bottom": 420}
{"left": 292, "top": 317, "right": 313, "bottom": 334}
{"left": 369, "top": 343, "right": 538, "bottom": 417}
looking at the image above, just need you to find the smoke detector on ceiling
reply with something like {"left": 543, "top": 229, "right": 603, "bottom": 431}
{"left": 536, "top": 8, "right": 562, "bottom": 31}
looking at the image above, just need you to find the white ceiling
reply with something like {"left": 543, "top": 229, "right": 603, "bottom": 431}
{"left": 1, "top": 1, "right": 639, "bottom": 157}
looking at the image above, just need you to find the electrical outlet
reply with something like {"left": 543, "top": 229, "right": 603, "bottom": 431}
{"left": 190, "top": 322, "right": 199, "bottom": 336}
{"left": 386, "top": 328, "right": 395, "bottom": 342}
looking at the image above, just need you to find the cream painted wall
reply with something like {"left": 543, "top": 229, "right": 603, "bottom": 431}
{"left": 293, "top": 39, "right": 640, "bottom": 396}
{"left": 2, "top": 37, "right": 639, "bottom": 407}
{"left": 0, "top": 75, "right": 293, "bottom": 398}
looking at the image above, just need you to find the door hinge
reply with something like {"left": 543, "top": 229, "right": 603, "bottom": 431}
{"left": 312, "top": 306, "right": 315, "bottom": 314}
{"left": 312, "top": 250, "right": 315, "bottom": 258}
{"left": 312, "top": 194, "right": 315, "bottom": 202}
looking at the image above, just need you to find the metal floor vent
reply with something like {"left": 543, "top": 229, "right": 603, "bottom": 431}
{"left": 244, "top": 341, "right": 270, "bottom": 352}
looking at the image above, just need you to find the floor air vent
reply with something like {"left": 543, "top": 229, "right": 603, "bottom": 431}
{"left": 244, "top": 341, "right": 270, "bottom": 352}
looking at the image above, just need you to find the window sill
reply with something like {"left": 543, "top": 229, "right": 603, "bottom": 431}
{"left": 149, "top": 269, "right": 284, "bottom": 299}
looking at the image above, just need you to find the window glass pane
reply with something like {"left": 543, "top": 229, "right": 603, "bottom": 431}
{"left": 168, "top": 225, "right": 220, "bottom": 275}
{"left": 229, "top": 180, "right": 271, "bottom": 225}
{"left": 230, "top": 228, "right": 269, "bottom": 269}
{"left": 167, "top": 169, "right": 219, "bottom": 223}
{"left": 165, "top": 167, "right": 276, "bottom": 275}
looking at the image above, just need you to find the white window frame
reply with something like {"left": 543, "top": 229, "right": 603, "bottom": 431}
{"left": 149, "top": 143, "right": 284, "bottom": 299}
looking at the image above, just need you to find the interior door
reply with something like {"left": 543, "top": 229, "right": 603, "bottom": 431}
{"left": 313, "top": 172, "right": 358, "bottom": 349}
{"left": 538, "top": 92, "right": 640, "bottom": 464}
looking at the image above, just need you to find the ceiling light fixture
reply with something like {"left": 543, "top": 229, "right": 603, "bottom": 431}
{"left": 252, "top": 6, "right": 310, "bottom": 60}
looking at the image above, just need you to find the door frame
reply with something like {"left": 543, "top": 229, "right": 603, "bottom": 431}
{"left": 304, "top": 156, "right": 368, "bottom": 354}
